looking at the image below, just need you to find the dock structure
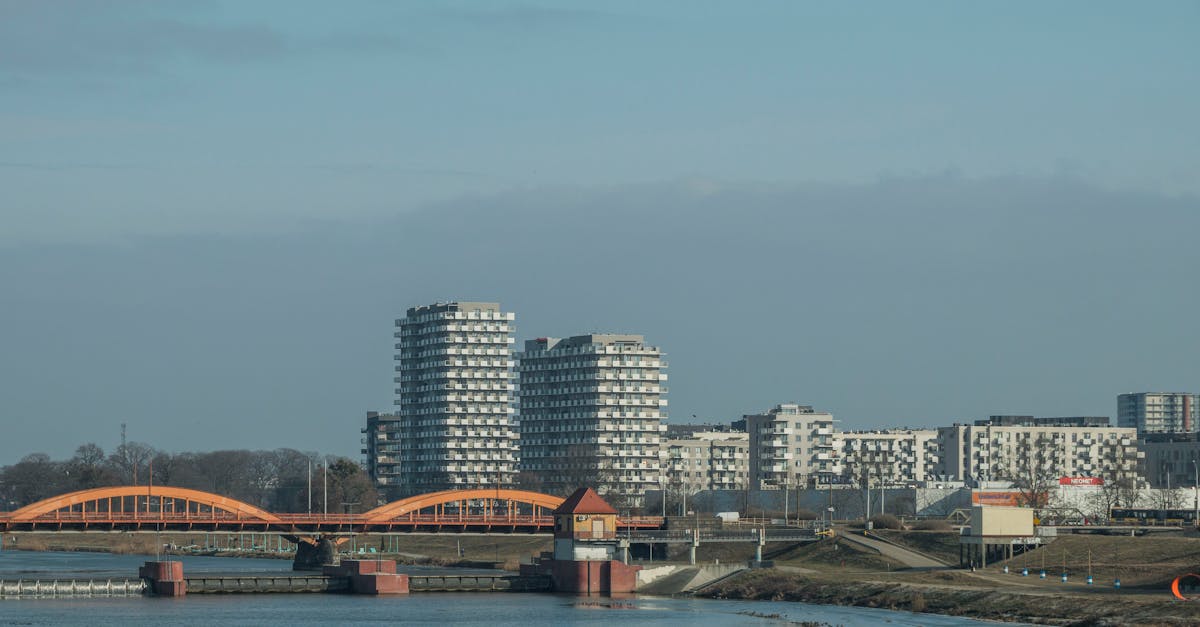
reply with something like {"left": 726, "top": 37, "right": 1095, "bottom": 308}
{"left": 130, "top": 559, "right": 553, "bottom": 597}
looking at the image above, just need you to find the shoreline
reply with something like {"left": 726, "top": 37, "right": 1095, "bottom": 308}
{"left": 700, "top": 569, "right": 1200, "bottom": 626}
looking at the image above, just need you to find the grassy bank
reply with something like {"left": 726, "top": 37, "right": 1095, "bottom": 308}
{"left": 703, "top": 568, "right": 1200, "bottom": 626}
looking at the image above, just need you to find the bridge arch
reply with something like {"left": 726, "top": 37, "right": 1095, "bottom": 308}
{"left": 361, "top": 488, "right": 564, "bottom": 524}
{"left": 4, "top": 486, "right": 281, "bottom": 525}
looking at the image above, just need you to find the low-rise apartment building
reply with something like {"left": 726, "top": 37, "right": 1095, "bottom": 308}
{"left": 936, "top": 416, "right": 1140, "bottom": 485}
{"left": 838, "top": 429, "right": 939, "bottom": 486}
{"left": 1139, "top": 432, "right": 1200, "bottom": 489}
{"left": 746, "top": 403, "right": 841, "bottom": 488}
{"left": 664, "top": 431, "right": 750, "bottom": 493}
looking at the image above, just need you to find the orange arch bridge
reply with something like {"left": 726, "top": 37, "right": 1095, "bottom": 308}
{"left": 0, "top": 486, "right": 663, "bottom": 533}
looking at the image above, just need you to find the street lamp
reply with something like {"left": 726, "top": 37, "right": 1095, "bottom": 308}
{"left": 1192, "top": 458, "right": 1198, "bottom": 525}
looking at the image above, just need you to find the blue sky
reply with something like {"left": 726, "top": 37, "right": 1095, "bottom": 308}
{"left": 1, "top": 1, "right": 1197, "bottom": 461}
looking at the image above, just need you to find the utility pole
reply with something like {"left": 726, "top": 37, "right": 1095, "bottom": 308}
{"left": 1192, "top": 458, "right": 1198, "bottom": 524}
{"left": 307, "top": 459, "right": 312, "bottom": 514}
{"left": 323, "top": 459, "right": 328, "bottom": 516}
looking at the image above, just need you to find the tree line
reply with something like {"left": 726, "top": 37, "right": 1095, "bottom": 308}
{"left": 0, "top": 443, "right": 378, "bottom": 513}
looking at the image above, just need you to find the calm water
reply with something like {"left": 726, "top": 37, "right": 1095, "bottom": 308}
{"left": 0, "top": 551, "right": 1001, "bottom": 626}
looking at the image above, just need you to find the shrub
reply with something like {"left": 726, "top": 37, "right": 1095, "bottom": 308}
{"left": 868, "top": 513, "right": 902, "bottom": 530}
{"left": 911, "top": 519, "right": 952, "bottom": 531}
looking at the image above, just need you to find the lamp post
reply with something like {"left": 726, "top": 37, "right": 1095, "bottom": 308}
{"left": 1192, "top": 458, "right": 1198, "bottom": 525}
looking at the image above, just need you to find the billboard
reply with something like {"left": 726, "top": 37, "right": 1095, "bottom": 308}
{"left": 971, "top": 491, "right": 1023, "bottom": 507}
{"left": 1059, "top": 476, "right": 1104, "bottom": 486}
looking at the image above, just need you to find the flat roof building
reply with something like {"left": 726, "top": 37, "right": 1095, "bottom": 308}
{"left": 393, "top": 301, "right": 517, "bottom": 495}
{"left": 746, "top": 403, "right": 840, "bottom": 488}
{"left": 516, "top": 334, "right": 667, "bottom": 509}
{"left": 1119, "top": 393, "right": 1199, "bottom": 435}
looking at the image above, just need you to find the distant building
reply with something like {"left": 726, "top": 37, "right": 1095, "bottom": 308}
{"left": 664, "top": 431, "right": 750, "bottom": 493}
{"left": 393, "top": 301, "right": 518, "bottom": 496}
{"left": 1118, "top": 393, "right": 1199, "bottom": 435}
{"left": 745, "top": 403, "right": 840, "bottom": 488}
{"left": 838, "top": 429, "right": 939, "bottom": 486}
{"left": 516, "top": 334, "right": 667, "bottom": 508}
{"left": 362, "top": 411, "right": 402, "bottom": 499}
{"left": 1138, "top": 432, "right": 1200, "bottom": 489}
{"left": 936, "top": 416, "right": 1140, "bottom": 486}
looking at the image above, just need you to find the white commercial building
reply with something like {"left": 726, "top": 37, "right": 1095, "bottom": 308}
{"left": 936, "top": 416, "right": 1141, "bottom": 486}
{"left": 746, "top": 403, "right": 841, "bottom": 488}
{"left": 665, "top": 431, "right": 750, "bottom": 493}
{"left": 1119, "top": 392, "right": 1199, "bottom": 435}
{"left": 838, "top": 429, "right": 939, "bottom": 486}
{"left": 393, "top": 302, "right": 518, "bottom": 496}
{"left": 516, "top": 334, "right": 667, "bottom": 508}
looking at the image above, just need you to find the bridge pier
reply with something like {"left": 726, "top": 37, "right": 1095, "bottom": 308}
{"left": 287, "top": 536, "right": 339, "bottom": 571}
{"left": 140, "top": 561, "right": 186, "bottom": 597}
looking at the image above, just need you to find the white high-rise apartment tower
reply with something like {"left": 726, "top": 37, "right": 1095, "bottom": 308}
{"left": 394, "top": 302, "right": 517, "bottom": 496}
{"left": 516, "top": 334, "right": 667, "bottom": 508}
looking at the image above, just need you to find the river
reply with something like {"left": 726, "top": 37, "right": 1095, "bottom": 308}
{"left": 1, "top": 551, "right": 1002, "bottom": 625}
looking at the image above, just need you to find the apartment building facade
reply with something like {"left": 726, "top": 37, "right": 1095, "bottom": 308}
{"left": 361, "top": 411, "right": 402, "bottom": 499}
{"left": 664, "top": 431, "right": 750, "bottom": 493}
{"left": 1139, "top": 432, "right": 1200, "bottom": 489}
{"left": 393, "top": 302, "right": 518, "bottom": 496}
{"left": 1118, "top": 393, "right": 1199, "bottom": 435}
{"left": 838, "top": 429, "right": 939, "bottom": 486}
{"left": 516, "top": 334, "right": 667, "bottom": 508}
{"left": 746, "top": 403, "right": 840, "bottom": 488}
{"left": 936, "top": 416, "right": 1141, "bottom": 485}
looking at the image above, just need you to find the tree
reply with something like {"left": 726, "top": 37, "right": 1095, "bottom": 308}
{"left": 998, "top": 433, "right": 1063, "bottom": 509}
{"left": 313, "top": 457, "right": 379, "bottom": 513}
{"left": 107, "top": 442, "right": 157, "bottom": 485}
{"left": 1087, "top": 477, "right": 1142, "bottom": 520}
{"left": 1, "top": 453, "right": 69, "bottom": 506}
{"left": 1149, "top": 487, "right": 1187, "bottom": 510}
{"left": 67, "top": 443, "right": 118, "bottom": 489}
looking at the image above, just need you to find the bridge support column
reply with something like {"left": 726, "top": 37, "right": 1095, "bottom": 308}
{"left": 287, "top": 536, "right": 339, "bottom": 571}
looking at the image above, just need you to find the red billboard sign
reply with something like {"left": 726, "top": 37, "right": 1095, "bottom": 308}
{"left": 1058, "top": 477, "right": 1104, "bottom": 486}
{"left": 972, "top": 491, "right": 1023, "bottom": 507}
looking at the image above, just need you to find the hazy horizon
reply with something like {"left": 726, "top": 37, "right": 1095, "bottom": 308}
{"left": 2, "top": 2, "right": 1197, "bottom": 463}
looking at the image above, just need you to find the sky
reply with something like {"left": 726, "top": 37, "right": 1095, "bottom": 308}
{"left": 1, "top": 1, "right": 1198, "bottom": 463}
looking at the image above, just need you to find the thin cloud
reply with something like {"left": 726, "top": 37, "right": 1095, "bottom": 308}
{"left": 0, "top": 4, "right": 423, "bottom": 78}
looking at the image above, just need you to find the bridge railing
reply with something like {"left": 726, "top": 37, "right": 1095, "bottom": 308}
{"left": 21, "top": 512, "right": 267, "bottom": 522}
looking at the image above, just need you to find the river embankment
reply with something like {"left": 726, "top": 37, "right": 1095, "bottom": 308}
{"left": 702, "top": 567, "right": 1200, "bottom": 626}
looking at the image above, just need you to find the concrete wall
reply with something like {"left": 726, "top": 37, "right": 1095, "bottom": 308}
{"left": 658, "top": 487, "right": 972, "bottom": 520}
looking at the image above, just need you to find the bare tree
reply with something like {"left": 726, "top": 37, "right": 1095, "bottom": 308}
{"left": 998, "top": 433, "right": 1062, "bottom": 508}
{"left": 1149, "top": 487, "right": 1187, "bottom": 510}
{"left": 107, "top": 442, "right": 157, "bottom": 485}
{"left": 68, "top": 443, "right": 118, "bottom": 489}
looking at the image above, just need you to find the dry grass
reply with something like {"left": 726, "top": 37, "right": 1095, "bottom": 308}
{"left": 871, "top": 530, "right": 961, "bottom": 564}
{"left": 996, "top": 534, "right": 1200, "bottom": 588}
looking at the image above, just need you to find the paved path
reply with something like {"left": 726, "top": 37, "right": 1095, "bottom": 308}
{"left": 838, "top": 531, "right": 946, "bottom": 569}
